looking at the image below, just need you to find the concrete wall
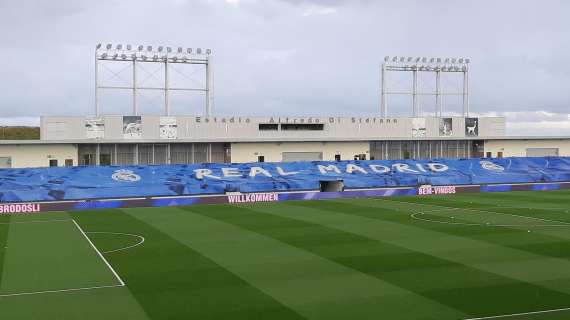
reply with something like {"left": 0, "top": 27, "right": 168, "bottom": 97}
{"left": 484, "top": 139, "right": 570, "bottom": 157}
{"left": 230, "top": 141, "right": 370, "bottom": 163}
{"left": 0, "top": 144, "right": 78, "bottom": 168}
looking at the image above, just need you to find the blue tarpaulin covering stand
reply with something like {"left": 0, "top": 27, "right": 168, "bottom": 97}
{"left": 1, "top": 157, "right": 570, "bottom": 203}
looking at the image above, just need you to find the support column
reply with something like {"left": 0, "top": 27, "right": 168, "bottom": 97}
{"left": 206, "top": 55, "right": 213, "bottom": 116}
{"left": 380, "top": 64, "right": 387, "bottom": 118}
{"left": 436, "top": 69, "right": 442, "bottom": 117}
{"left": 165, "top": 59, "right": 170, "bottom": 116}
{"left": 412, "top": 69, "right": 418, "bottom": 116}
{"left": 95, "top": 53, "right": 100, "bottom": 117}
{"left": 95, "top": 144, "right": 100, "bottom": 166}
{"left": 133, "top": 59, "right": 137, "bottom": 116}
{"left": 463, "top": 69, "right": 469, "bottom": 117}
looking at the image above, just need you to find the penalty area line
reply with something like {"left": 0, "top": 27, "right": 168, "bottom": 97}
{"left": 464, "top": 306, "right": 570, "bottom": 319}
{"left": 72, "top": 219, "right": 126, "bottom": 286}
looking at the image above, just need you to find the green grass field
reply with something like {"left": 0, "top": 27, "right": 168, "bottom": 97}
{"left": 2, "top": 190, "right": 570, "bottom": 319}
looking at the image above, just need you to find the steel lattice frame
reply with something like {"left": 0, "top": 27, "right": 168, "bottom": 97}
{"left": 95, "top": 44, "right": 213, "bottom": 116}
{"left": 380, "top": 56, "right": 470, "bottom": 118}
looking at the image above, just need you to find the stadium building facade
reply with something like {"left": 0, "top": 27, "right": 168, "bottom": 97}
{"left": 1, "top": 115, "right": 569, "bottom": 169}
{"left": 0, "top": 113, "right": 543, "bottom": 168}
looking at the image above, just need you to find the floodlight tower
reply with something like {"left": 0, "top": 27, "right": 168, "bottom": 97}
{"left": 380, "top": 56, "right": 470, "bottom": 118}
{"left": 95, "top": 43, "right": 213, "bottom": 117}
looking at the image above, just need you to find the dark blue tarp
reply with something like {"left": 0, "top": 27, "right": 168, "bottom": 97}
{"left": 1, "top": 157, "right": 570, "bottom": 202}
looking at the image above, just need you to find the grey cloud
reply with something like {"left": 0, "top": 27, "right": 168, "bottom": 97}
{"left": 277, "top": 0, "right": 354, "bottom": 5}
{"left": 0, "top": 0, "right": 569, "bottom": 131}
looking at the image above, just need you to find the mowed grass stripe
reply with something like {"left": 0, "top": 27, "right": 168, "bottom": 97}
{"left": 331, "top": 197, "right": 570, "bottom": 264}
{"left": 72, "top": 208, "right": 302, "bottom": 320}
{"left": 190, "top": 204, "right": 570, "bottom": 318}
{"left": 140, "top": 206, "right": 465, "bottom": 320}
{"left": 461, "top": 189, "right": 570, "bottom": 205}
{"left": 440, "top": 190, "right": 570, "bottom": 211}
{"left": 355, "top": 197, "right": 570, "bottom": 260}
{"left": 262, "top": 201, "right": 570, "bottom": 301}
{"left": 0, "top": 215, "right": 10, "bottom": 289}
{"left": 333, "top": 198, "right": 570, "bottom": 267}
{"left": 296, "top": 198, "right": 536, "bottom": 249}
{"left": 445, "top": 192, "right": 570, "bottom": 230}
{"left": 390, "top": 192, "right": 570, "bottom": 219}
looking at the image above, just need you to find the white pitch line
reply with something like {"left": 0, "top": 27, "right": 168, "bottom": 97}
{"left": 72, "top": 220, "right": 125, "bottom": 286}
{"left": 464, "top": 306, "right": 570, "bottom": 319}
{"left": 0, "top": 219, "right": 72, "bottom": 225}
{"left": 86, "top": 232, "right": 145, "bottom": 254}
{"left": 410, "top": 212, "right": 570, "bottom": 227}
{"left": 374, "top": 198, "right": 570, "bottom": 226}
{"left": 0, "top": 284, "right": 123, "bottom": 298}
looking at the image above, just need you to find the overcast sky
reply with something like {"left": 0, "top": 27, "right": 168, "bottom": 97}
{"left": 1, "top": 0, "right": 569, "bottom": 134}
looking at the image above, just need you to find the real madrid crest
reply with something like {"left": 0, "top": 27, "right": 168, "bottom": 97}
{"left": 112, "top": 169, "right": 141, "bottom": 182}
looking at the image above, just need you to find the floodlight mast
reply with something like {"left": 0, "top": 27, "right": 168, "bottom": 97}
{"left": 380, "top": 56, "right": 470, "bottom": 118}
{"left": 94, "top": 43, "right": 214, "bottom": 117}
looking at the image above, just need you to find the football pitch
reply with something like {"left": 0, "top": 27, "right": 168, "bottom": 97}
{"left": 2, "top": 190, "right": 570, "bottom": 319}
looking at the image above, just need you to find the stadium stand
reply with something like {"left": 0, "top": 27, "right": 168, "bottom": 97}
{"left": 1, "top": 157, "right": 570, "bottom": 202}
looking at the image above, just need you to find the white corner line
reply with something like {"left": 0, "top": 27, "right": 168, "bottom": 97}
{"left": 0, "top": 284, "right": 123, "bottom": 298}
{"left": 72, "top": 219, "right": 126, "bottom": 286}
{"left": 464, "top": 306, "right": 570, "bottom": 319}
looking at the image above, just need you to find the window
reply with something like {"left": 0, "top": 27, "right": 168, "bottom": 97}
{"left": 116, "top": 144, "right": 135, "bottom": 165}
{"left": 49, "top": 159, "right": 58, "bottom": 167}
{"left": 282, "top": 152, "right": 322, "bottom": 162}
{"left": 526, "top": 148, "right": 559, "bottom": 157}
{"left": 486, "top": 152, "right": 492, "bottom": 158}
{"left": 65, "top": 159, "right": 73, "bottom": 167}
{"left": 259, "top": 124, "right": 279, "bottom": 131}
{"left": 99, "top": 154, "right": 111, "bottom": 166}
{"left": 497, "top": 152, "right": 503, "bottom": 158}
{"left": 334, "top": 154, "right": 341, "bottom": 161}
{"left": 210, "top": 143, "right": 227, "bottom": 163}
{"left": 257, "top": 155, "right": 265, "bottom": 163}
{"left": 224, "top": 143, "right": 232, "bottom": 163}
{"left": 78, "top": 144, "right": 96, "bottom": 165}
{"left": 138, "top": 144, "right": 153, "bottom": 165}
{"left": 193, "top": 143, "right": 209, "bottom": 163}
{"left": 171, "top": 144, "right": 193, "bottom": 164}
{"left": 154, "top": 144, "right": 168, "bottom": 164}
{"left": 0, "top": 157, "right": 11, "bottom": 168}
{"left": 99, "top": 144, "right": 114, "bottom": 166}
{"left": 280, "top": 123, "right": 324, "bottom": 131}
